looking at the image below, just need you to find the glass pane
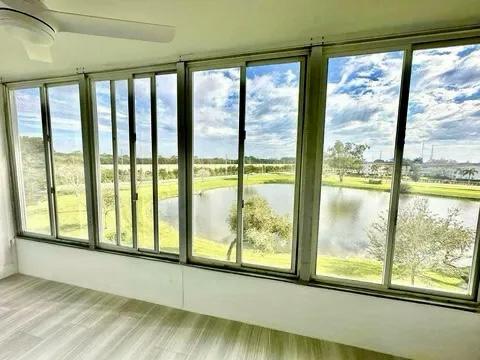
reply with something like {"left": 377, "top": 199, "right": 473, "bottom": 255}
{"left": 116, "top": 80, "right": 133, "bottom": 247}
{"left": 392, "top": 44, "right": 480, "bottom": 294}
{"left": 48, "top": 84, "right": 88, "bottom": 239}
{"left": 157, "top": 73, "right": 179, "bottom": 254}
{"left": 317, "top": 52, "right": 404, "bottom": 282}
{"left": 95, "top": 81, "right": 117, "bottom": 244}
{"left": 192, "top": 68, "right": 240, "bottom": 261}
{"left": 12, "top": 88, "right": 50, "bottom": 234}
{"left": 135, "top": 78, "right": 154, "bottom": 250}
{"left": 242, "top": 62, "right": 301, "bottom": 269}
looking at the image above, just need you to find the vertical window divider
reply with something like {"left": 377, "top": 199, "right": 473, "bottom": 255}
{"left": 177, "top": 62, "right": 188, "bottom": 263}
{"left": 110, "top": 80, "right": 122, "bottom": 247}
{"left": 41, "top": 85, "right": 58, "bottom": 239}
{"left": 4, "top": 86, "right": 26, "bottom": 235}
{"left": 151, "top": 75, "right": 160, "bottom": 252}
{"left": 470, "top": 210, "right": 480, "bottom": 299}
{"left": 290, "top": 57, "right": 307, "bottom": 275}
{"left": 128, "top": 77, "right": 138, "bottom": 249}
{"left": 298, "top": 46, "right": 326, "bottom": 282}
{"left": 236, "top": 65, "right": 247, "bottom": 265}
{"left": 79, "top": 75, "right": 97, "bottom": 248}
{"left": 383, "top": 46, "right": 413, "bottom": 288}
{"left": 90, "top": 79, "right": 103, "bottom": 245}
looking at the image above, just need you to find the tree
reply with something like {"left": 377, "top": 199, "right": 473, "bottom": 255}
{"left": 370, "top": 163, "right": 380, "bottom": 177}
{"left": 19, "top": 136, "right": 48, "bottom": 202}
{"left": 197, "top": 168, "right": 210, "bottom": 181}
{"left": 367, "top": 198, "right": 474, "bottom": 286}
{"left": 56, "top": 156, "right": 85, "bottom": 198}
{"left": 226, "top": 193, "right": 292, "bottom": 261}
{"left": 409, "top": 163, "right": 422, "bottom": 182}
{"left": 462, "top": 168, "right": 478, "bottom": 183}
{"left": 325, "top": 141, "right": 369, "bottom": 182}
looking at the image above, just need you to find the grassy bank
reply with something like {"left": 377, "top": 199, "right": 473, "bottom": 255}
{"left": 23, "top": 171, "right": 476, "bottom": 294}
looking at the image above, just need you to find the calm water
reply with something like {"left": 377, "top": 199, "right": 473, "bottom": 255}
{"left": 158, "top": 184, "right": 479, "bottom": 255}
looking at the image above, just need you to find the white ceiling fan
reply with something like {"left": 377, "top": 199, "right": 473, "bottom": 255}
{"left": 0, "top": 0, "right": 175, "bottom": 62}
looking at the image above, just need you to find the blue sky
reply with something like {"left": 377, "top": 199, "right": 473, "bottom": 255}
{"left": 324, "top": 45, "right": 480, "bottom": 163}
{"left": 14, "top": 43, "right": 480, "bottom": 163}
{"left": 193, "top": 62, "right": 301, "bottom": 159}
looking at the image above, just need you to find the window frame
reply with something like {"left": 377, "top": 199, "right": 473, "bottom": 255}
{"left": 89, "top": 64, "right": 181, "bottom": 260}
{"left": 5, "top": 76, "right": 94, "bottom": 245}
{"left": 309, "top": 39, "right": 480, "bottom": 302}
{"left": 186, "top": 53, "right": 307, "bottom": 276}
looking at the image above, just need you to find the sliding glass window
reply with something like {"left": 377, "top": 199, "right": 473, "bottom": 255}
{"left": 156, "top": 73, "right": 179, "bottom": 254}
{"left": 10, "top": 88, "right": 51, "bottom": 235}
{"left": 190, "top": 59, "right": 303, "bottom": 271}
{"left": 243, "top": 62, "right": 301, "bottom": 269}
{"left": 135, "top": 77, "right": 154, "bottom": 250}
{"left": 316, "top": 51, "right": 404, "bottom": 283}
{"left": 47, "top": 84, "right": 88, "bottom": 239}
{"left": 391, "top": 44, "right": 480, "bottom": 295}
{"left": 191, "top": 67, "right": 240, "bottom": 262}
{"left": 92, "top": 72, "right": 179, "bottom": 254}
{"left": 9, "top": 81, "right": 89, "bottom": 242}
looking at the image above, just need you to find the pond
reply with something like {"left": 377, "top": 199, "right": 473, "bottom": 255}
{"left": 158, "top": 184, "right": 479, "bottom": 256}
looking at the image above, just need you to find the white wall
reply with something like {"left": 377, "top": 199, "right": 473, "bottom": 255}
{"left": 16, "top": 239, "right": 480, "bottom": 360}
{"left": 0, "top": 86, "right": 17, "bottom": 279}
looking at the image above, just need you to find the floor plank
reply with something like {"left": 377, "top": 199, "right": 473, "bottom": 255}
{"left": 0, "top": 274, "right": 404, "bottom": 360}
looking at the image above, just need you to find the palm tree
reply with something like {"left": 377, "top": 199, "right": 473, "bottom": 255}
{"left": 462, "top": 168, "right": 478, "bottom": 183}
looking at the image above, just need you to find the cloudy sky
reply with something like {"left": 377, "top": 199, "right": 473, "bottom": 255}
{"left": 14, "top": 43, "right": 480, "bottom": 163}
{"left": 325, "top": 44, "right": 480, "bottom": 163}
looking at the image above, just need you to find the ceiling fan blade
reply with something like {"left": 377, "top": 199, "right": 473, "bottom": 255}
{"left": 22, "top": 41, "right": 52, "bottom": 62}
{"left": 46, "top": 10, "right": 175, "bottom": 43}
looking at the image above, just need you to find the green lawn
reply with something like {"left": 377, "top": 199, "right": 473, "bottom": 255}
{"left": 23, "top": 172, "right": 478, "bottom": 293}
{"left": 322, "top": 175, "right": 480, "bottom": 200}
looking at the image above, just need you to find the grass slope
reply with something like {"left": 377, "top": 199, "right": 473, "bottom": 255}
{"left": 24, "top": 172, "right": 478, "bottom": 293}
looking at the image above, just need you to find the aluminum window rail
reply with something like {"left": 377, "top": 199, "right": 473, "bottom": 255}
{"left": 3, "top": 27, "right": 480, "bottom": 309}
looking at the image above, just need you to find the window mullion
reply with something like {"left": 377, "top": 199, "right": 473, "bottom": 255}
{"left": 470, "top": 210, "right": 480, "bottom": 299}
{"left": 128, "top": 77, "right": 138, "bottom": 249}
{"left": 383, "top": 46, "right": 413, "bottom": 288}
{"left": 151, "top": 75, "right": 159, "bottom": 252}
{"left": 177, "top": 62, "right": 188, "bottom": 263}
{"left": 236, "top": 65, "right": 247, "bottom": 266}
{"left": 79, "top": 75, "right": 97, "bottom": 248}
{"left": 40, "top": 85, "right": 58, "bottom": 238}
{"left": 298, "top": 46, "right": 326, "bottom": 282}
{"left": 110, "top": 80, "right": 122, "bottom": 247}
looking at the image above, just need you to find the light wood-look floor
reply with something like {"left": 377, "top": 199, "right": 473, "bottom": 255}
{"left": 0, "top": 274, "right": 404, "bottom": 360}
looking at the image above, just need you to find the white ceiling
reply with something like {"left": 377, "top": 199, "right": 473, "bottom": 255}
{"left": 1, "top": 0, "right": 479, "bottom": 82}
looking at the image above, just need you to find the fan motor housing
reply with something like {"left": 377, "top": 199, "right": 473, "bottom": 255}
{"left": 0, "top": 8, "right": 55, "bottom": 45}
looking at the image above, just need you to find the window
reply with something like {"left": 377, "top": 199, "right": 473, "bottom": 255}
{"left": 135, "top": 77, "right": 154, "bottom": 250}
{"left": 48, "top": 84, "right": 89, "bottom": 239}
{"left": 316, "top": 51, "right": 404, "bottom": 283}
{"left": 11, "top": 88, "right": 51, "bottom": 235}
{"left": 95, "top": 80, "right": 134, "bottom": 247}
{"left": 9, "top": 82, "right": 89, "bottom": 241}
{"left": 7, "top": 38, "right": 480, "bottom": 305}
{"left": 191, "top": 61, "right": 303, "bottom": 270}
{"left": 93, "top": 73, "right": 179, "bottom": 254}
{"left": 192, "top": 67, "right": 240, "bottom": 262}
{"left": 116, "top": 80, "right": 133, "bottom": 246}
{"left": 392, "top": 44, "right": 480, "bottom": 294}
{"left": 156, "top": 73, "right": 179, "bottom": 254}
{"left": 243, "top": 62, "right": 301, "bottom": 269}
